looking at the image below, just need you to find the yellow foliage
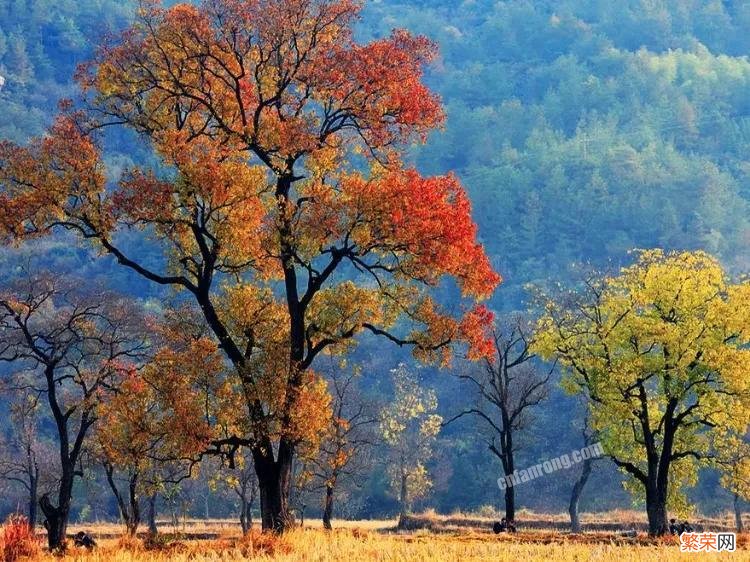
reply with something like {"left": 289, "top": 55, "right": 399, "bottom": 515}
{"left": 534, "top": 250, "right": 750, "bottom": 510}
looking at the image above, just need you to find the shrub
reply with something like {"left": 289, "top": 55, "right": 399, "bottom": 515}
{"left": 0, "top": 515, "right": 40, "bottom": 562}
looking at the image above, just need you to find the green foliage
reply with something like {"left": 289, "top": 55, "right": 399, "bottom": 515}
{"left": 0, "top": 0, "right": 133, "bottom": 141}
{"left": 363, "top": 0, "right": 750, "bottom": 306}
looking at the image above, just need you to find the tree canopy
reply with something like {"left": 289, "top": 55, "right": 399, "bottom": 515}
{"left": 534, "top": 250, "right": 750, "bottom": 534}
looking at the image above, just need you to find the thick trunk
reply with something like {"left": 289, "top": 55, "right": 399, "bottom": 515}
{"left": 569, "top": 457, "right": 593, "bottom": 533}
{"left": 257, "top": 473, "right": 289, "bottom": 532}
{"left": 645, "top": 483, "right": 669, "bottom": 536}
{"left": 322, "top": 484, "right": 334, "bottom": 530}
{"left": 254, "top": 440, "right": 294, "bottom": 533}
{"left": 40, "top": 489, "right": 70, "bottom": 551}
{"left": 147, "top": 494, "right": 158, "bottom": 536}
{"left": 645, "top": 403, "right": 674, "bottom": 536}
{"left": 735, "top": 493, "right": 744, "bottom": 533}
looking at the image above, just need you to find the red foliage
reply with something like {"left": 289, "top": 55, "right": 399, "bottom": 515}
{"left": 0, "top": 515, "right": 40, "bottom": 562}
{"left": 339, "top": 169, "right": 500, "bottom": 299}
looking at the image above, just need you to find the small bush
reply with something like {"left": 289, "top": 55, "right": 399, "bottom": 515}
{"left": 0, "top": 515, "right": 40, "bottom": 562}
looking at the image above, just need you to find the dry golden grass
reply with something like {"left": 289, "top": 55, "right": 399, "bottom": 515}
{"left": 25, "top": 528, "right": 748, "bottom": 562}
{"left": 10, "top": 513, "right": 748, "bottom": 561}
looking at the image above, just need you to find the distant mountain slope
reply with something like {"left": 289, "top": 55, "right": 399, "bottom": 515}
{"left": 363, "top": 0, "right": 750, "bottom": 306}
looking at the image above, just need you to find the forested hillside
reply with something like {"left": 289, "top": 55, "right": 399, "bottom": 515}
{"left": 361, "top": 0, "right": 750, "bottom": 306}
{"left": 0, "top": 0, "right": 747, "bottom": 521}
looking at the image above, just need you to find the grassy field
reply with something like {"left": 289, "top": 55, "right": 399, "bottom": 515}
{"left": 6, "top": 512, "right": 748, "bottom": 561}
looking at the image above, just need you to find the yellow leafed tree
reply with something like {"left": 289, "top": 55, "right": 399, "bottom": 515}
{"left": 534, "top": 250, "right": 750, "bottom": 535}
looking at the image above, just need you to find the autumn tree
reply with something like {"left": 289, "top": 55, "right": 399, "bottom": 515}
{"left": 304, "top": 362, "right": 377, "bottom": 530}
{"left": 96, "top": 373, "right": 158, "bottom": 537}
{"left": 446, "top": 316, "right": 550, "bottom": 522}
{"left": 0, "top": 274, "right": 147, "bottom": 549}
{"left": 534, "top": 250, "right": 750, "bottom": 535}
{"left": 0, "top": 0, "right": 499, "bottom": 531}
{"left": 715, "top": 431, "right": 750, "bottom": 532}
{"left": 381, "top": 364, "right": 442, "bottom": 525}
{"left": 95, "top": 362, "right": 210, "bottom": 536}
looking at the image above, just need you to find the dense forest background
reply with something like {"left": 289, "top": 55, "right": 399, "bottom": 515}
{"left": 1, "top": 0, "right": 748, "bottom": 522}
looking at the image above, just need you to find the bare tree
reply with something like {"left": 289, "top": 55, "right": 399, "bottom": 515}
{"left": 0, "top": 274, "right": 147, "bottom": 549}
{"left": 0, "top": 388, "right": 55, "bottom": 528}
{"left": 231, "top": 459, "right": 258, "bottom": 534}
{"left": 569, "top": 410, "right": 600, "bottom": 533}
{"left": 447, "top": 316, "right": 551, "bottom": 522}
{"left": 306, "top": 364, "right": 378, "bottom": 530}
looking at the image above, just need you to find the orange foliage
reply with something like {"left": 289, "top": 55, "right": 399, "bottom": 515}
{"left": 0, "top": 0, "right": 500, "bottom": 486}
{"left": 0, "top": 515, "right": 40, "bottom": 562}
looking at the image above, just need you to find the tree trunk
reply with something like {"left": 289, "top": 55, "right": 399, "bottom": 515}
{"left": 569, "top": 456, "right": 593, "bottom": 533}
{"left": 240, "top": 498, "right": 249, "bottom": 534}
{"left": 397, "top": 472, "right": 409, "bottom": 528}
{"left": 500, "top": 426, "right": 515, "bottom": 521}
{"left": 28, "top": 464, "right": 38, "bottom": 531}
{"left": 645, "top": 484, "right": 669, "bottom": 536}
{"left": 254, "top": 440, "right": 294, "bottom": 533}
{"left": 42, "top": 365, "right": 88, "bottom": 550}
{"left": 735, "top": 493, "right": 744, "bottom": 533}
{"left": 126, "top": 473, "right": 140, "bottom": 536}
{"left": 644, "top": 407, "right": 674, "bottom": 536}
{"left": 503, "top": 482, "right": 515, "bottom": 522}
{"left": 147, "top": 493, "right": 158, "bottom": 536}
{"left": 322, "top": 484, "right": 334, "bottom": 530}
{"left": 239, "top": 483, "right": 253, "bottom": 535}
{"left": 40, "top": 491, "right": 70, "bottom": 551}
{"left": 247, "top": 496, "right": 253, "bottom": 531}
{"left": 105, "top": 464, "right": 140, "bottom": 536}
{"left": 257, "top": 473, "right": 289, "bottom": 532}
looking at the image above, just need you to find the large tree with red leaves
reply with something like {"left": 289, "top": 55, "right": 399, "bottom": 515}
{"left": 0, "top": 0, "right": 500, "bottom": 531}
